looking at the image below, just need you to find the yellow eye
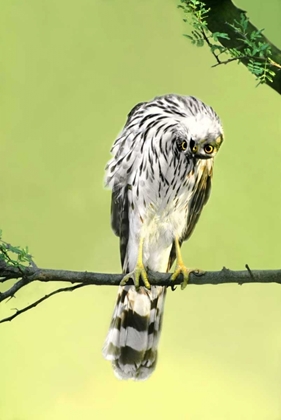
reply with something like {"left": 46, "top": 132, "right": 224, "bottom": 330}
{"left": 181, "top": 140, "right": 187, "bottom": 151}
{"left": 192, "top": 145, "right": 198, "bottom": 153}
{"left": 204, "top": 144, "right": 214, "bottom": 154}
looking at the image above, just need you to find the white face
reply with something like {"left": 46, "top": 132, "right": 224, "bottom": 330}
{"left": 177, "top": 114, "right": 224, "bottom": 159}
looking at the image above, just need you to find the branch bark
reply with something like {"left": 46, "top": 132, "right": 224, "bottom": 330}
{"left": 0, "top": 261, "right": 281, "bottom": 324}
{"left": 200, "top": 0, "right": 281, "bottom": 94}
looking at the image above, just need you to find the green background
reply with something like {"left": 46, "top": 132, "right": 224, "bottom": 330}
{"left": 0, "top": 1, "right": 281, "bottom": 419}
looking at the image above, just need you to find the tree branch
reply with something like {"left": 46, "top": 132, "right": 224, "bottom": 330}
{"left": 179, "top": 0, "right": 281, "bottom": 94}
{"left": 0, "top": 283, "right": 88, "bottom": 324}
{"left": 1, "top": 261, "right": 281, "bottom": 324}
{"left": 204, "top": 0, "right": 281, "bottom": 93}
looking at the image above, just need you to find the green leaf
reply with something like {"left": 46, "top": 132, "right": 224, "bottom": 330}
{"left": 212, "top": 32, "right": 230, "bottom": 41}
{"left": 196, "top": 38, "right": 205, "bottom": 47}
{"left": 183, "top": 34, "right": 195, "bottom": 40}
{"left": 210, "top": 44, "right": 227, "bottom": 56}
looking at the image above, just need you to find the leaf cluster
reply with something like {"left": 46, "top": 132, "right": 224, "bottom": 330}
{"left": 178, "top": 0, "right": 276, "bottom": 85}
{"left": 0, "top": 230, "right": 32, "bottom": 271}
{"left": 226, "top": 14, "right": 275, "bottom": 84}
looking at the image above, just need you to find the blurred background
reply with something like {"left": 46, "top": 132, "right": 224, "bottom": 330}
{"left": 0, "top": 0, "right": 281, "bottom": 419}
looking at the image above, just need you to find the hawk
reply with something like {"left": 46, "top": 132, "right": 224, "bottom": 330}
{"left": 103, "top": 94, "right": 223, "bottom": 380}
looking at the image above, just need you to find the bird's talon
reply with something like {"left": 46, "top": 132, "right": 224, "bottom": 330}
{"left": 181, "top": 277, "right": 189, "bottom": 290}
{"left": 120, "top": 274, "right": 134, "bottom": 287}
{"left": 171, "top": 263, "right": 202, "bottom": 290}
{"left": 120, "top": 265, "right": 150, "bottom": 289}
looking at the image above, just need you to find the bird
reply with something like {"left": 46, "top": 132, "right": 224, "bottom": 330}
{"left": 102, "top": 94, "right": 223, "bottom": 380}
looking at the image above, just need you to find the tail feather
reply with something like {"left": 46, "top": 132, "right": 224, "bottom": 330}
{"left": 103, "top": 285, "right": 166, "bottom": 380}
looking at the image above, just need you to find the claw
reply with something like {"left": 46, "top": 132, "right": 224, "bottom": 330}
{"left": 120, "top": 236, "right": 150, "bottom": 290}
{"left": 120, "top": 264, "right": 151, "bottom": 290}
{"left": 171, "top": 237, "right": 204, "bottom": 290}
{"left": 171, "top": 263, "right": 191, "bottom": 290}
{"left": 171, "top": 265, "right": 204, "bottom": 290}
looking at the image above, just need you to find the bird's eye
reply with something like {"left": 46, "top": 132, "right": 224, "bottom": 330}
{"left": 180, "top": 140, "right": 187, "bottom": 151}
{"left": 204, "top": 144, "right": 214, "bottom": 154}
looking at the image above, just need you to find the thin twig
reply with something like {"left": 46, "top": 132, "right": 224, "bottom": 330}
{"left": 211, "top": 56, "right": 247, "bottom": 67}
{"left": 200, "top": 27, "right": 221, "bottom": 64}
{"left": 211, "top": 54, "right": 277, "bottom": 69}
{"left": 0, "top": 283, "right": 88, "bottom": 324}
{"left": 245, "top": 264, "right": 255, "bottom": 280}
{"left": 0, "top": 276, "right": 32, "bottom": 301}
{"left": 268, "top": 58, "right": 281, "bottom": 70}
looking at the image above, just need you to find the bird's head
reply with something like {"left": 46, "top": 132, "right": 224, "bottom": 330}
{"left": 175, "top": 113, "right": 224, "bottom": 160}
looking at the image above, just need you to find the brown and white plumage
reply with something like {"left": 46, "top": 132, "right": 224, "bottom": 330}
{"left": 103, "top": 94, "right": 223, "bottom": 380}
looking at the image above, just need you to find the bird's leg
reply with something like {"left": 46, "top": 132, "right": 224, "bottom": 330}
{"left": 120, "top": 236, "right": 150, "bottom": 290}
{"left": 171, "top": 237, "right": 203, "bottom": 290}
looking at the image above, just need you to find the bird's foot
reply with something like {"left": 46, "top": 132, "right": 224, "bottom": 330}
{"left": 120, "top": 263, "right": 150, "bottom": 290}
{"left": 171, "top": 263, "right": 204, "bottom": 290}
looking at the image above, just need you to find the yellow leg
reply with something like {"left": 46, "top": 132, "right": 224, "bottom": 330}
{"left": 120, "top": 237, "right": 150, "bottom": 289}
{"left": 171, "top": 237, "right": 204, "bottom": 290}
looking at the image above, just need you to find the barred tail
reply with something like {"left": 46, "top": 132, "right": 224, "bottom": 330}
{"left": 102, "top": 285, "right": 166, "bottom": 380}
